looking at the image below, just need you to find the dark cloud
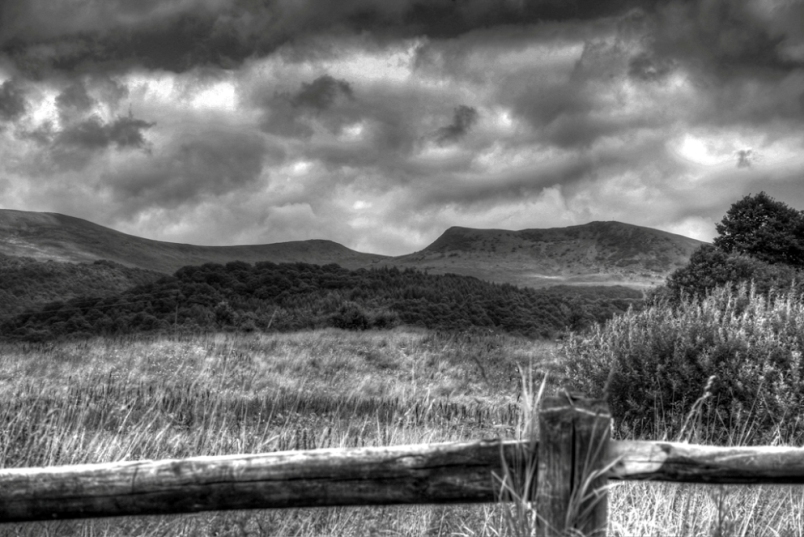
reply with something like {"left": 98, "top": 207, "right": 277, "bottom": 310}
{"left": 627, "top": 51, "right": 674, "bottom": 81}
{"left": 106, "top": 115, "right": 155, "bottom": 148}
{"left": 259, "top": 75, "right": 356, "bottom": 139}
{"left": 649, "top": 0, "right": 804, "bottom": 79}
{"left": 103, "top": 129, "right": 274, "bottom": 214}
{"left": 56, "top": 81, "right": 96, "bottom": 120}
{"left": 260, "top": 97, "right": 315, "bottom": 139}
{"left": 435, "top": 105, "right": 478, "bottom": 145}
{"left": 417, "top": 136, "right": 673, "bottom": 211}
{"left": 55, "top": 115, "right": 154, "bottom": 150}
{"left": 0, "top": 79, "right": 26, "bottom": 121}
{"left": 293, "top": 79, "right": 457, "bottom": 170}
{"left": 1, "top": 0, "right": 652, "bottom": 74}
{"left": 736, "top": 148, "right": 753, "bottom": 168}
{"left": 38, "top": 114, "right": 155, "bottom": 171}
{"left": 511, "top": 83, "right": 591, "bottom": 145}
{"left": 507, "top": 71, "right": 623, "bottom": 149}
{"left": 292, "top": 75, "right": 354, "bottom": 111}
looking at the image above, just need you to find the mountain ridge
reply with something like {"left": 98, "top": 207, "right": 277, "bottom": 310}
{"left": 0, "top": 208, "right": 706, "bottom": 289}
{"left": 384, "top": 220, "right": 706, "bottom": 288}
{"left": 0, "top": 209, "right": 388, "bottom": 273}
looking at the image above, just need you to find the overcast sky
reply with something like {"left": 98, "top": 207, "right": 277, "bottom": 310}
{"left": 1, "top": 0, "right": 803, "bottom": 255}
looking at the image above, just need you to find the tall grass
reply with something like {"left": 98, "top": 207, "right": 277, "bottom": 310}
{"left": 5, "top": 316, "right": 804, "bottom": 536}
{"left": 0, "top": 329, "right": 556, "bottom": 536}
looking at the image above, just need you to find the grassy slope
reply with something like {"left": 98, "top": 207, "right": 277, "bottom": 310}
{"left": 383, "top": 221, "right": 705, "bottom": 289}
{"left": 0, "top": 209, "right": 387, "bottom": 273}
{"left": 1, "top": 329, "right": 802, "bottom": 536}
{"left": 1, "top": 209, "right": 704, "bottom": 292}
{"left": 0, "top": 257, "right": 164, "bottom": 318}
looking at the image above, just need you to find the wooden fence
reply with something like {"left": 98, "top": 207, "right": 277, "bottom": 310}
{"left": 4, "top": 392, "right": 804, "bottom": 536}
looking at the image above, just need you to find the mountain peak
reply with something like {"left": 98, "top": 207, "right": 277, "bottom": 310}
{"left": 392, "top": 220, "right": 706, "bottom": 288}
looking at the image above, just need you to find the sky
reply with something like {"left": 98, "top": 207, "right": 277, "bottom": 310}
{"left": 1, "top": 0, "right": 803, "bottom": 256}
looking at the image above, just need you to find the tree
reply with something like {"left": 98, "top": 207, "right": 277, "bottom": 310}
{"left": 664, "top": 244, "right": 799, "bottom": 300}
{"left": 713, "top": 191, "right": 804, "bottom": 267}
{"left": 660, "top": 192, "right": 804, "bottom": 301}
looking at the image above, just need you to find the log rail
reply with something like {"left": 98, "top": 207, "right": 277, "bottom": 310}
{"left": 0, "top": 440, "right": 520, "bottom": 522}
{"left": 4, "top": 439, "right": 804, "bottom": 523}
{"left": 4, "top": 396, "right": 804, "bottom": 533}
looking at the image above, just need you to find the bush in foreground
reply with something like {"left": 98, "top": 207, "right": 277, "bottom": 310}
{"left": 562, "top": 284, "right": 804, "bottom": 443}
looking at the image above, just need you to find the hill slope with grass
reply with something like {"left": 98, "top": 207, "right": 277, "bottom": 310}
{"left": 0, "top": 209, "right": 388, "bottom": 274}
{"left": 383, "top": 221, "right": 705, "bottom": 288}
{"left": 0, "top": 256, "right": 164, "bottom": 318}
{"left": 3, "top": 210, "right": 704, "bottom": 292}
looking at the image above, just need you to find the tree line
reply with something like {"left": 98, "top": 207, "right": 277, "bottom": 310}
{"left": 0, "top": 262, "right": 643, "bottom": 341}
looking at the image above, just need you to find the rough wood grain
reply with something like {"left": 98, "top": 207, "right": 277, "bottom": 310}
{"left": 0, "top": 440, "right": 530, "bottom": 523}
{"left": 608, "top": 440, "right": 804, "bottom": 484}
{"left": 536, "top": 395, "right": 610, "bottom": 537}
{"left": 6, "top": 412, "right": 804, "bottom": 524}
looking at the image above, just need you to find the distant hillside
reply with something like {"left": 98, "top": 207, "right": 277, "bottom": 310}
{"left": 0, "top": 209, "right": 387, "bottom": 274}
{"left": 382, "top": 221, "right": 706, "bottom": 288}
{"left": 0, "top": 256, "right": 164, "bottom": 318}
{"left": 0, "top": 209, "right": 705, "bottom": 292}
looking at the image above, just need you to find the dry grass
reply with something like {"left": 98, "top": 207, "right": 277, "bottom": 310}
{"left": 0, "top": 329, "right": 555, "bottom": 536}
{"left": 3, "top": 328, "right": 804, "bottom": 536}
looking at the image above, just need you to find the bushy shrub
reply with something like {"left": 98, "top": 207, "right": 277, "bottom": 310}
{"left": 562, "top": 284, "right": 804, "bottom": 444}
{"left": 331, "top": 302, "right": 370, "bottom": 330}
{"left": 661, "top": 244, "right": 801, "bottom": 302}
{"left": 368, "top": 308, "right": 401, "bottom": 329}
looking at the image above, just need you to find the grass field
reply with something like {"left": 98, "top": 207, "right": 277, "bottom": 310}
{"left": 2, "top": 329, "right": 804, "bottom": 536}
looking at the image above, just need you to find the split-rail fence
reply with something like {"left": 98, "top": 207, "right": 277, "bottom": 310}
{"left": 3, "top": 393, "right": 804, "bottom": 536}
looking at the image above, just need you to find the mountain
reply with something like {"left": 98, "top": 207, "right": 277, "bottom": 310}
{"left": 381, "top": 221, "right": 706, "bottom": 288}
{"left": 0, "top": 209, "right": 705, "bottom": 291}
{"left": 0, "top": 209, "right": 388, "bottom": 274}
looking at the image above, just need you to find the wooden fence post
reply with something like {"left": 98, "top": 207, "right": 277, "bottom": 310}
{"left": 536, "top": 393, "right": 611, "bottom": 537}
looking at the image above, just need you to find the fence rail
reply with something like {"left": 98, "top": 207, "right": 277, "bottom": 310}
{"left": 0, "top": 440, "right": 524, "bottom": 523}
{"left": 4, "top": 393, "right": 804, "bottom": 535}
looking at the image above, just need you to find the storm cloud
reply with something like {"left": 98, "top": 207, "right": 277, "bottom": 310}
{"left": 0, "top": 0, "right": 803, "bottom": 255}
{"left": 435, "top": 105, "right": 478, "bottom": 145}
{"left": 1, "top": 0, "right": 657, "bottom": 73}
{"left": 55, "top": 115, "right": 154, "bottom": 150}
{"left": 0, "top": 79, "right": 26, "bottom": 121}
{"left": 293, "top": 75, "right": 354, "bottom": 110}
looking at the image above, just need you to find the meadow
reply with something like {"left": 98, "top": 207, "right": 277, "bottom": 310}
{"left": 2, "top": 327, "right": 804, "bottom": 536}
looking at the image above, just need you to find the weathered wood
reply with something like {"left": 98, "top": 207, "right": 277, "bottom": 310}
{"left": 0, "top": 440, "right": 530, "bottom": 523}
{"left": 536, "top": 396, "right": 574, "bottom": 537}
{"left": 536, "top": 394, "right": 610, "bottom": 537}
{"left": 609, "top": 440, "right": 804, "bottom": 484}
{"left": 9, "top": 397, "right": 804, "bottom": 526}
